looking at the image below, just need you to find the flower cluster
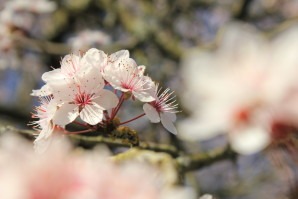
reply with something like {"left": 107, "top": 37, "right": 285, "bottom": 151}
{"left": 179, "top": 23, "right": 298, "bottom": 155}
{"left": 31, "top": 48, "right": 179, "bottom": 150}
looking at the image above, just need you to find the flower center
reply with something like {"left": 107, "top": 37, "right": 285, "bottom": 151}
{"left": 121, "top": 74, "right": 139, "bottom": 90}
{"left": 151, "top": 87, "right": 178, "bottom": 114}
{"left": 150, "top": 100, "right": 163, "bottom": 112}
{"left": 234, "top": 108, "right": 250, "bottom": 124}
{"left": 74, "top": 92, "right": 94, "bottom": 107}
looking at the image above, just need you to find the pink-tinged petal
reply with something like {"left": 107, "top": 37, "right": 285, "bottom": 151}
{"left": 108, "top": 50, "right": 129, "bottom": 63}
{"left": 109, "top": 57, "right": 137, "bottom": 75}
{"left": 134, "top": 76, "right": 155, "bottom": 96}
{"left": 93, "top": 89, "right": 119, "bottom": 110}
{"left": 49, "top": 80, "right": 77, "bottom": 103}
{"left": 35, "top": 123, "right": 54, "bottom": 141}
{"left": 229, "top": 127, "right": 270, "bottom": 155}
{"left": 160, "top": 113, "right": 177, "bottom": 134}
{"left": 34, "top": 136, "right": 53, "bottom": 154}
{"left": 143, "top": 104, "right": 160, "bottom": 123}
{"left": 177, "top": 116, "right": 227, "bottom": 141}
{"left": 53, "top": 104, "right": 79, "bottom": 126}
{"left": 120, "top": 58, "right": 138, "bottom": 72}
{"left": 34, "top": 134, "right": 64, "bottom": 154}
{"left": 79, "top": 67, "right": 104, "bottom": 92}
{"left": 133, "top": 90, "right": 155, "bottom": 102}
{"left": 80, "top": 104, "right": 104, "bottom": 125}
{"left": 41, "top": 69, "right": 64, "bottom": 83}
{"left": 163, "top": 112, "right": 176, "bottom": 122}
{"left": 60, "top": 54, "right": 81, "bottom": 75}
{"left": 83, "top": 48, "right": 107, "bottom": 70}
{"left": 31, "top": 84, "right": 52, "bottom": 96}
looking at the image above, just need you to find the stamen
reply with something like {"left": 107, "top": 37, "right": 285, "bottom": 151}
{"left": 150, "top": 85, "right": 179, "bottom": 114}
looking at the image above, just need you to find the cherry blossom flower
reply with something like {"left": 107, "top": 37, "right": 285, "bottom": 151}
{"left": 32, "top": 49, "right": 104, "bottom": 97}
{"left": 30, "top": 96, "right": 58, "bottom": 151}
{"left": 104, "top": 56, "right": 155, "bottom": 102}
{"left": 143, "top": 84, "right": 178, "bottom": 134}
{"left": 32, "top": 48, "right": 131, "bottom": 97}
{"left": 81, "top": 48, "right": 129, "bottom": 73}
{"left": 50, "top": 67, "right": 118, "bottom": 126}
{"left": 178, "top": 23, "right": 298, "bottom": 155}
{"left": 0, "top": 134, "right": 196, "bottom": 199}
{"left": 42, "top": 53, "right": 90, "bottom": 85}
{"left": 30, "top": 47, "right": 181, "bottom": 148}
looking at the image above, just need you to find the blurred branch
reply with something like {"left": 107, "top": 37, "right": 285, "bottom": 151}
{"left": 70, "top": 134, "right": 180, "bottom": 157}
{"left": 0, "top": 126, "right": 180, "bottom": 156}
{"left": 0, "top": 125, "right": 35, "bottom": 140}
{"left": 177, "top": 145, "right": 237, "bottom": 172}
{"left": 14, "top": 34, "right": 138, "bottom": 55}
{"left": 1, "top": 126, "right": 238, "bottom": 172}
{"left": 235, "top": 0, "right": 254, "bottom": 21}
{"left": 100, "top": 36, "right": 139, "bottom": 53}
{"left": 14, "top": 34, "right": 71, "bottom": 55}
{"left": 0, "top": 105, "right": 30, "bottom": 124}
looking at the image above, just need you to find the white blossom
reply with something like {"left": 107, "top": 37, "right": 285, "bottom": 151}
{"left": 143, "top": 84, "right": 178, "bottom": 134}
{"left": 50, "top": 67, "right": 118, "bottom": 126}
{"left": 104, "top": 56, "right": 155, "bottom": 102}
{"left": 178, "top": 23, "right": 298, "bottom": 154}
{"left": 30, "top": 96, "right": 58, "bottom": 151}
{"left": 0, "top": 134, "right": 195, "bottom": 199}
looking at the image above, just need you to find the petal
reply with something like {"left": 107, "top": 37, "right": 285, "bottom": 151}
{"left": 83, "top": 48, "right": 107, "bottom": 70}
{"left": 49, "top": 80, "right": 77, "bottom": 103}
{"left": 108, "top": 50, "right": 129, "bottom": 62}
{"left": 132, "top": 76, "right": 155, "bottom": 102}
{"left": 53, "top": 104, "right": 79, "bottom": 126}
{"left": 103, "top": 70, "right": 122, "bottom": 89}
{"left": 143, "top": 103, "right": 160, "bottom": 123}
{"left": 79, "top": 67, "right": 105, "bottom": 92}
{"left": 31, "top": 84, "right": 52, "bottom": 96}
{"left": 163, "top": 112, "right": 176, "bottom": 122}
{"left": 177, "top": 117, "right": 225, "bottom": 141}
{"left": 34, "top": 136, "right": 53, "bottom": 154}
{"left": 133, "top": 90, "right": 155, "bottom": 102}
{"left": 230, "top": 126, "right": 270, "bottom": 155}
{"left": 80, "top": 104, "right": 104, "bottom": 125}
{"left": 161, "top": 113, "right": 177, "bottom": 134}
{"left": 118, "top": 58, "right": 137, "bottom": 72}
{"left": 60, "top": 54, "right": 81, "bottom": 75}
{"left": 41, "top": 69, "right": 64, "bottom": 83}
{"left": 93, "top": 89, "right": 119, "bottom": 110}
{"left": 35, "top": 123, "right": 54, "bottom": 141}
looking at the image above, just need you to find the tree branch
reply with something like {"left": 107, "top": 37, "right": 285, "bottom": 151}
{"left": 69, "top": 134, "right": 180, "bottom": 157}
{"left": 176, "top": 145, "right": 237, "bottom": 172}
{"left": 0, "top": 126, "right": 238, "bottom": 172}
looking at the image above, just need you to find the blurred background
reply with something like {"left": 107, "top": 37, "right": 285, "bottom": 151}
{"left": 0, "top": 0, "right": 298, "bottom": 198}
